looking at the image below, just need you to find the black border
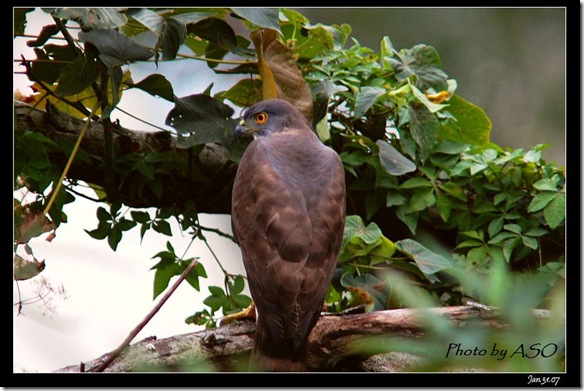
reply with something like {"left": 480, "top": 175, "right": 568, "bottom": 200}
{"left": 9, "top": 1, "right": 581, "bottom": 388}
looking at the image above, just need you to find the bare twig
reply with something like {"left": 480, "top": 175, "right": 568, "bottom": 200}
{"left": 198, "top": 224, "right": 237, "bottom": 243}
{"left": 88, "top": 257, "right": 200, "bottom": 372}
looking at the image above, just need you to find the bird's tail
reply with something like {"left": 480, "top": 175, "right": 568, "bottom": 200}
{"left": 249, "top": 327, "right": 308, "bottom": 372}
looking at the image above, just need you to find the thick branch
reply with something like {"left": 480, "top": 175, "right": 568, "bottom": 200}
{"left": 16, "top": 101, "right": 175, "bottom": 156}
{"left": 15, "top": 101, "right": 236, "bottom": 213}
{"left": 54, "top": 306, "right": 555, "bottom": 373}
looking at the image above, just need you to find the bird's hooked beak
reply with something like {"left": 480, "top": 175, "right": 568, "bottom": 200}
{"left": 234, "top": 119, "right": 257, "bottom": 139}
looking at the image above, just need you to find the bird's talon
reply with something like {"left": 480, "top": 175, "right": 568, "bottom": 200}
{"left": 220, "top": 302, "right": 256, "bottom": 326}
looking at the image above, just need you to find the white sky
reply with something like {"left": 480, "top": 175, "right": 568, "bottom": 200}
{"left": 13, "top": 9, "right": 248, "bottom": 373}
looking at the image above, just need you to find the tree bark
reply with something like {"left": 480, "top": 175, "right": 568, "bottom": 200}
{"left": 15, "top": 101, "right": 236, "bottom": 212}
{"left": 54, "top": 305, "right": 554, "bottom": 373}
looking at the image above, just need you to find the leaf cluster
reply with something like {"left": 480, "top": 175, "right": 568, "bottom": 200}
{"left": 14, "top": 7, "right": 565, "bottom": 353}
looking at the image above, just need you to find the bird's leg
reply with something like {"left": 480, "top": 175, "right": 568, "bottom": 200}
{"left": 220, "top": 301, "right": 256, "bottom": 326}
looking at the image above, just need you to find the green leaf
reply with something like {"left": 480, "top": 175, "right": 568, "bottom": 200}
{"left": 127, "top": 73, "right": 175, "bottom": 102}
{"left": 286, "top": 22, "right": 350, "bottom": 60}
{"left": 31, "top": 44, "right": 77, "bottom": 84}
{"left": 160, "top": 17, "right": 187, "bottom": 60}
{"left": 343, "top": 215, "right": 382, "bottom": 245}
{"left": 231, "top": 8, "right": 281, "bottom": 33}
{"left": 493, "top": 192, "right": 506, "bottom": 206}
{"left": 395, "top": 239, "right": 453, "bottom": 276}
{"left": 312, "top": 79, "right": 347, "bottom": 128}
{"left": 494, "top": 148, "right": 524, "bottom": 165}
{"left": 522, "top": 149, "right": 541, "bottom": 163}
{"left": 460, "top": 230, "right": 484, "bottom": 241}
{"left": 354, "top": 86, "right": 386, "bottom": 117}
{"left": 409, "top": 82, "right": 448, "bottom": 113}
{"left": 470, "top": 162, "right": 488, "bottom": 176}
{"left": 488, "top": 231, "right": 517, "bottom": 245}
{"left": 488, "top": 216, "right": 505, "bottom": 238}
{"left": 184, "top": 261, "right": 206, "bottom": 291}
{"left": 434, "top": 190, "right": 452, "bottom": 222}
{"left": 165, "top": 241, "right": 175, "bottom": 254}
{"left": 208, "top": 285, "right": 225, "bottom": 297}
{"left": 152, "top": 261, "right": 180, "bottom": 299}
{"left": 376, "top": 140, "right": 417, "bottom": 176}
{"left": 151, "top": 250, "right": 175, "bottom": 263}
{"left": 502, "top": 237, "right": 521, "bottom": 262}
{"left": 127, "top": 8, "right": 164, "bottom": 35}
{"left": 522, "top": 236, "right": 539, "bottom": 250}
{"left": 171, "top": 11, "right": 221, "bottom": 26}
{"left": 533, "top": 178, "right": 559, "bottom": 192}
{"left": 230, "top": 275, "right": 245, "bottom": 295}
{"left": 218, "top": 78, "right": 262, "bottom": 107}
{"left": 78, "top": 29, "right": 153, "bottom": 68}
{"left": 315, "top": 116, "right": 331, "bottom": 143}
{"left": 466, "top": 246, "right": 490, "bottom": 268}
{"left": 233, "top": 294, "right": 252, "bottom": 309}
{"left": 438, "top": 182, "right": 467, "bottom": 201}
{"left": 527, "top": 191, "right": 557, "bottom": 212}
{"left": 85, "top": 224, "right": 110, "bottom": 240}
{"left": 153, "top": 220, "right": 172, "bottom": 236}
{"left": 279, "top": 8, "right": 309, "bottom": 25}
{"left": 139, "top": 224, "right": 149, "bottom": 242}
{"left": 433, "top": 141, "right": 469, "bottom": 155}
{"left": 400, "top": 177, "right": 432, "bottom": 189}
{"left": 389, "top": 44, "right": 449, "bottom": 91}
{"left": 107, "top": 227, "right": 122, "bottom": 251}
{"left": 130, "top": 210, "right": 151, "bottom": 224}
{"left": 472, "top": 200, "right": 497, "bottom": 214}
{"left": 543, "top": 192, "right": 565, "bottom": 229}
{"left": 386, "top": 192, "right": 407, "bottom": 207}
{"left": 380, "top": 36, "right": 396, "bottom": 70}
{"left": 503, "top": 224, "right": 522, "bottom": 234}
{"left": 406, "top": 188, "right": 435, "bottom": 213}
{"left": 454, "top": 239, "right": 483, "bottom": 250}
{"left": 407, "top": 103, "right": 440, "bottom": 159}
{"left": 524, "top": 227, "right": 548, "bottom": 237}
{"left": 116, "top": 218, "right": 137, "bottom": 232}
{"left": 395, "top": 206, "right": 418, "bottom": 235}
{"left": 53, "top": 8, "right": 127, "bottom": 30}
{"left": 203, "top": 295, "right": 226, "bottom": 312}
{"left": 439, "top": 95, "right": 491, "bottom": 146}
{"left": 166, "top": 94, "right": 236, "bottom": 147}
{"left": 369, "top": 236, "right": 397, "bottom": 260}
{"left": 186, "top": 18, "right": 238, "bottom": 67}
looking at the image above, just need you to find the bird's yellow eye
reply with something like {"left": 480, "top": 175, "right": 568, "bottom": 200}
{"left": 254, "top": 112, "right": 268, "bottom": 124}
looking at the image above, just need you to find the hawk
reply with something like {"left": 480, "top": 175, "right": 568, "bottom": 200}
{"left": 231, "top": 99, "right": 346, "bottom": 371}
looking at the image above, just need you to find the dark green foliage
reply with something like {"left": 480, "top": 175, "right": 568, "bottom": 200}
{"left": 14, "top": 7, "right": 565, "bottom": 371}
{"left": 150, "top": 241, "right": 207, "bottom": 300}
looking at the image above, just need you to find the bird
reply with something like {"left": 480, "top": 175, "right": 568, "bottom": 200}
{"left": 231, "top": 99, "right": 346, "bottom": 371}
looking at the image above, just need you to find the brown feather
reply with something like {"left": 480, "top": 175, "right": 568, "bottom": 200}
{"left": 231, "top": 99, "right": 346, "bottom": 371}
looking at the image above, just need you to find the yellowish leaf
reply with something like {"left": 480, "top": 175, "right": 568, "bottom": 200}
{"left": 250, "top": 28, "right": 313, "bottom": 122}
{"left": 426, "top": 90, "right": 451, "bottom": 104}
{"left": 29, "top": 70, "right": 132, "bottom": 119}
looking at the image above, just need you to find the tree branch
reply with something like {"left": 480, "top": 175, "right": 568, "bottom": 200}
{"left": 15, "top": 101, "right": 236, "bottom": 213}
{"left": 54, "top": 306, "right": 555, "bottom": 373}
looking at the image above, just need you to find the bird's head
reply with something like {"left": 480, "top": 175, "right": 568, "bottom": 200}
{"left": 234, "top": 99, "right": 310, "bottom": 139}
